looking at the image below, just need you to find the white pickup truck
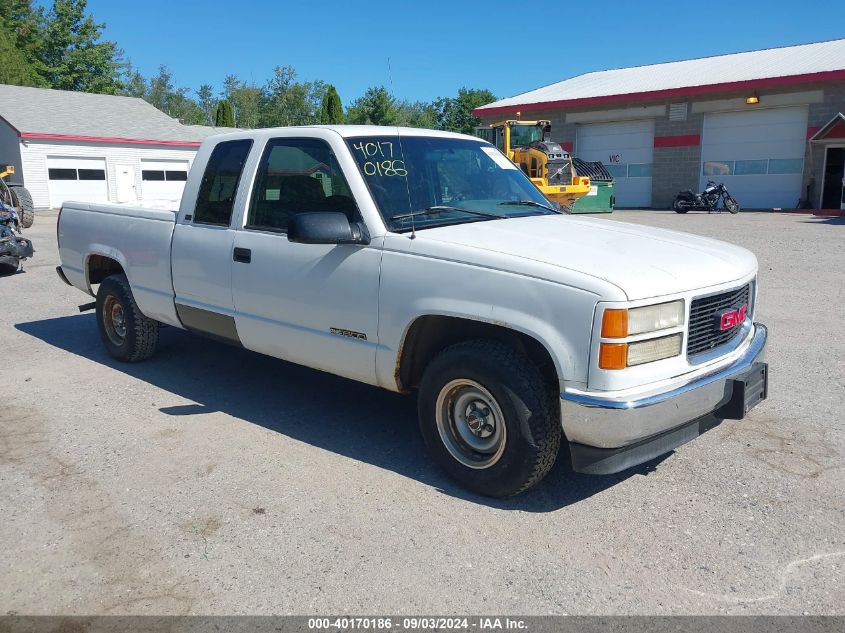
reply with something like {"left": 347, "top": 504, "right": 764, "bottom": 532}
{"left": 57, "top": 126, "right": 768, "bottom": 497}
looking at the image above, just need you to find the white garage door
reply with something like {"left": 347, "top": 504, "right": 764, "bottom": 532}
{"left": 701, "top": 107, "right": 808, "bottom": 209}
{"left": 46, "top": 157, "right": 108, "bottom": 209}
{"left": 141, "top": 159, "right": 190, "bottom": 202}
{"left": 577, "top": 119, "right": 654, "bottom": 207}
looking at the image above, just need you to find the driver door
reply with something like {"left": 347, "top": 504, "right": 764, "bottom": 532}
{"left": 231, "top": 137, "right": 381, "bottom": 385}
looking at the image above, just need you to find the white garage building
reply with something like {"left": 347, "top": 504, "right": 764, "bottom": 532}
{"left": 0, "top": 84, "right": 235, "bottom": 209}
{"left": 474, "top": 39, "right": 845, "bottom": 210}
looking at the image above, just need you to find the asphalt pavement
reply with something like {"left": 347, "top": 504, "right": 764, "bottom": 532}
{"left": 1, "top": 209, "right": 842, "bottom": 615}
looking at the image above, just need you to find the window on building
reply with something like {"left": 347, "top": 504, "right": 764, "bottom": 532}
{"left": 703, "top": 161, "right": 734, "bottom": 176}
{"left": 605, "top": 164, "right": 628, "bottom": 179}
{"left": 48, "top": 168, "right": 77, "bottom": 180}
{"left": 78, "top": 169, "right": 106, "bottom": 181}
{"left": 627, "top": 163, "right": 653, "bottom": 178}
{"left": 246, "top": 138, "right": 358, "bottom": 233}
{"left": 734, "top": 160, "right": 768, "bottom": 175}
{"left": 193, "top": 139, "right": 253, "bottom": 226}
{"left": 165, "top": 170, "right": 188, "bottom": 181}
{"left": 142, "top": 170, "right": 166, "bottom": 181}
{"left": 768, "top": 158, "right": 803, "bottom": 174}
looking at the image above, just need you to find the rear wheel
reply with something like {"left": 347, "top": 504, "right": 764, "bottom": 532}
{"left": 10, "top": 186, "right": 34, "bottom": 228}
{"left": 725, "top": 197, "right": 740, "bottom": 214}
{"left": 96, "top": 274, "right": 159, "bottom": 362}
{"left": 673, "top": 199, "right": 688, "bottom": 214}
{"left": 417, "top": 339, "right": 561, "bottom": 497}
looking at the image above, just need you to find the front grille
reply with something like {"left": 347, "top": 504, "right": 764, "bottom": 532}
{"left": 687, "top": 283, "right": 752, "bottom": 356}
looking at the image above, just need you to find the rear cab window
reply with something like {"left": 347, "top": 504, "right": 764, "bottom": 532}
{"left": 193, "top": 139, "right": 253, "bottom": 226}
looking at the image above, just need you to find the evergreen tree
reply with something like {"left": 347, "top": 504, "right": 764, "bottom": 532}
{"left": 215, "top": 99, "right": 235, "bottom": 127}
{"left": 319, "top": 85, "right": 344, "bottom": 124}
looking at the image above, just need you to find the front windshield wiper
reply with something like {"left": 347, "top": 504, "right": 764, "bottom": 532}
{"left": 390, "top": 206, "right": 507, "bottom": 221}
{"left": 497, "top": 200, "right": 559, "bottom": 213}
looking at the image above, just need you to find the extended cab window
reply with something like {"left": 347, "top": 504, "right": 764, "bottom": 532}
{"left": 246, "top": 138, "right": 359, "bottom": 232}
{"left": 193, "top": 139, "right": 252, "bottom": 226}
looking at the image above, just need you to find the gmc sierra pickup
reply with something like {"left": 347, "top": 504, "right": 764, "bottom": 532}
{"left": 56, "top": 126, "right": 769, "bottom": 497}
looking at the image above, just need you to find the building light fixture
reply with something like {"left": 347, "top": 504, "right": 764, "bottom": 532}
{"left": 745, "top": 93, "right": 760, "bottom": 105}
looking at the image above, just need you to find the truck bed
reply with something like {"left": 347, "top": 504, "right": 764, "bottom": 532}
{"left": 58, "top": 201, "right": 182, "bottom": 327}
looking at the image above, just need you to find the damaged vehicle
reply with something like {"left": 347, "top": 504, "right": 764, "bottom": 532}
{"left": 0, "top": 179, "right": 34, "bottom": 274}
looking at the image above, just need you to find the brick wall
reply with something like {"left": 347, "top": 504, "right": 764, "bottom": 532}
{"left": 652, "top": 113, "right": 704, "bottom": 209}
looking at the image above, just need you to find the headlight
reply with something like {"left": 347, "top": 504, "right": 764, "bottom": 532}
{"left": 601, "top": 300, "right": 684, "bottom": 337}
{"left": 627, "top": 334, "right": 683, "bottom": 366}
{"left": 598, "top": 301, "right": 686, "bottom": 370}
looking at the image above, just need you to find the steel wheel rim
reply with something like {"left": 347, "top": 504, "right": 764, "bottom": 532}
{"left": 435, "top": 379, "right": 507, "bottom": 469}
{"left": 103, "top": 295, "right": 127, "bottom": 346}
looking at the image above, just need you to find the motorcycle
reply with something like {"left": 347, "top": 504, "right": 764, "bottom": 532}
{"left": 0, "top": 200, "right": 34, "bottom": 274}
{"left": 673, "top": 180, "right": 740, "bottom": 214}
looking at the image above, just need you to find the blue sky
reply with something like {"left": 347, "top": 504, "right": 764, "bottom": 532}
{"left": 83, "top": 0, "right": 844, "bottom": 105}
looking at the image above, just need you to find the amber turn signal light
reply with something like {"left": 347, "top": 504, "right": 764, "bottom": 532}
{"left": 599, "top": 343, "right": 628, "bottom": 370}
{"left": 601, "top": 308, "right": 628, "bottom": 338}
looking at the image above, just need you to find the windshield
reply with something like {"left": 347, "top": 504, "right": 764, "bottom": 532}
{"left": 509, "top": 124, "right": 542, "bottom": 147}
{"left": 346, "top": 135, "right": 554, "bottom": 232}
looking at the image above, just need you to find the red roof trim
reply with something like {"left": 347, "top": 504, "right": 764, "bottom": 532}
{"left": 473, "top": 69, "right": 845, "bottom": 117}
{"left": 807, "top": 126, "right": 822, "bottom": 139}
{"left": 20, "top": 132, "right": 201, "bottom": 147}
{"left": 654, "top": 134, "right": 700, "bottom": 148}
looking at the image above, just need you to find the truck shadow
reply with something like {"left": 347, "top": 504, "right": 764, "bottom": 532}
{"left": 16, "top": 314, "right": 669, "bottom": 512}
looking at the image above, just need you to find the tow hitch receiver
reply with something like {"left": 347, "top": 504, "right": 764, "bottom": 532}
{"left": 718, "top": 362, "right": 768, "bottom": 420}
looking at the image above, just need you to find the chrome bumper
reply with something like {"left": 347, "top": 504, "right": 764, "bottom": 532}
{"left": 561, "top": 323, "right": 768, "bottom": 450}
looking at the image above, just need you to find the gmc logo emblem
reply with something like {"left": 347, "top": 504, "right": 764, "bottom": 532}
{"left": 720, "top": 304, "right": 748, "bottom": 330}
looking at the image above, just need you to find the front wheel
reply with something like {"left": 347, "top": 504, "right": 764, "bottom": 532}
{"left": 417, "top": 340, "right": 561, "bottom": 497}
{"left": 725, "top": 197, "right": 740, "bottom": 213}
{"left": 11, "top": 186, "right": 34, "bottom": 228}
{"left": 96, "top": 274, "right": 159, "bottom": 362}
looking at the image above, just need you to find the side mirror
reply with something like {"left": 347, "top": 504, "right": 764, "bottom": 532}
{"left": 287, "top": 212, "right": 369, "bottom": 245}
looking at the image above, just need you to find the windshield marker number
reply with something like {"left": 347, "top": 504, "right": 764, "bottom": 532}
{"left": 353, "top": 141, "right": 407, "bottom": 177}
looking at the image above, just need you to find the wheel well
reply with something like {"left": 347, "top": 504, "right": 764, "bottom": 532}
{"left": 397, "top": 315, "right": 559, "bottom": 392}
{"left": 87, "top": 255, "right": 125, "bottom": 286}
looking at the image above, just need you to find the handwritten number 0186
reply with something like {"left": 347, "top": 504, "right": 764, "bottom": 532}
{"left": 363, "top": 160, "right": 407, "bottom": 177}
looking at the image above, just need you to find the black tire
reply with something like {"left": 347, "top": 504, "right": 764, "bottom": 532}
{"left": 673, "top": 199, "right": 688, "bottom": 214}
{"left": 96, "top": 274, "right": 159, "bottom": 362}
{"left": 11, "top": 186, "right": 34, "bottom": 228}
{"left": 725, "top": 197, "right": 740, "bottom": 214}
{"left": 417, "top": 339, "right": 561, "bottom": 497}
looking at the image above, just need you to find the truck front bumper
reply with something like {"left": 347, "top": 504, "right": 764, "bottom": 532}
{"left": 561, "top": 323, "right": 768, "bottom": 474}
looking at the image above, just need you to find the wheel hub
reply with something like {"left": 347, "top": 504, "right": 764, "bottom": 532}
{"left": 435, "top": 379, "right": 507, "bottom": 469}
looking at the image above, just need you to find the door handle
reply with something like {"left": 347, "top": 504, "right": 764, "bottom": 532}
{"left": 233, "top": 247, "right": 251, "bottom": 263}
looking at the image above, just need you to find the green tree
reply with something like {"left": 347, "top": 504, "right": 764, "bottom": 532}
{"left": 435, "top": 87, "right": 496, "bottom": 135}
{"left": 215, "top": 99, "right": 235, "bottom": 127}
{"left": 121, "top": 60, "right": 146, "bottom": 98}
{"left": 319, "top": 84, "right": 344, "bottom": 124}
{"left": 0, "top": 0, "right": 46, "bottom": 84}
{"left": 395, "top": 100, "right": 438, "bottom": 129}
{"left": 0, "top": 22, "right": 42, "bottom": 86}
{"left": 260, "top": 65, "right": 326, "bottom": 127}
{"left": 346, "top": 86, "right": 397, "bottom": 126}
{"left": 39, "top": 0, "right": 123, "bottom": 93}
{"left": 196, "top": 84, "right": 216, "bottom": 125}
{"left": 221, "top": 74, "right": 261, "bottom": 128}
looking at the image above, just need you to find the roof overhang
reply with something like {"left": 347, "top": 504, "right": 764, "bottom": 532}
{"left": 809, "top": 113, "right": 845, "bottom": 141}
{"left": 19, "top": 132, "right": 201, "bottom": 147}
{"left": 473, "top": 69, "right": 845, "bottom": 118}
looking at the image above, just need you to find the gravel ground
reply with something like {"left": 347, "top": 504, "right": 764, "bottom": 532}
{"left": 1, "top": 209, "right": 842, "bottom": 615}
